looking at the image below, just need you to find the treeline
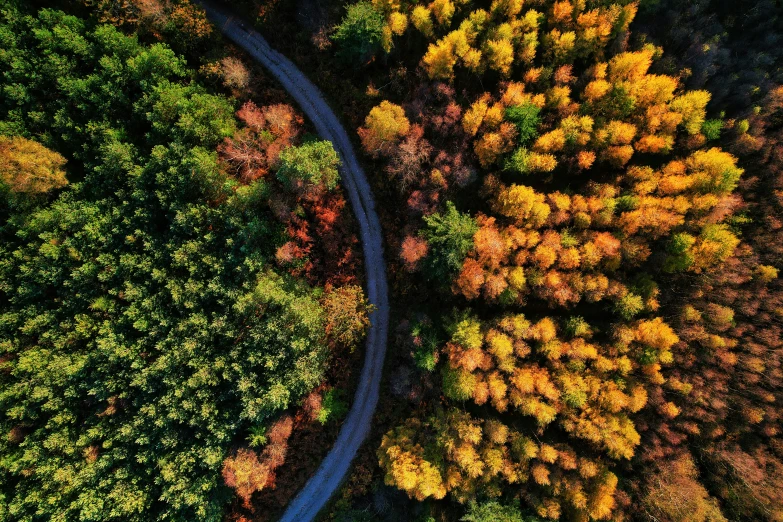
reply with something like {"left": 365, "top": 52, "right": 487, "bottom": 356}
{"left": 0, "top": 2, "right": 367, "bottom": 521}
{"left": 325, "top": 0, "right": 782, "bottom": 520}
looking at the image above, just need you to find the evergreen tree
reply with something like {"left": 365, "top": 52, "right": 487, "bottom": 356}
{"left": 332, "top": 1, "right": 386, "bottom": 63}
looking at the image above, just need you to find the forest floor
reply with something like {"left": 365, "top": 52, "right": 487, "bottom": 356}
{"left": 195, "top": 1, "right": 391, "bottom": 521}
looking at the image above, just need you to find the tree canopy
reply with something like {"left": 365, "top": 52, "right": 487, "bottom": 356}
{"left": 0, "top": 4, "right": 365, "bottom": 520}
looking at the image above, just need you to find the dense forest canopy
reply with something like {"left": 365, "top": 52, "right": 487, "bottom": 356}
{"left": 2, "top": 0, "right": 783, "bottom": 520}
{"left": 319, "top": 0, "right": 783, "bottom": 520}
{"left": 0, "top": 2, "right": 367, "bottom": 520}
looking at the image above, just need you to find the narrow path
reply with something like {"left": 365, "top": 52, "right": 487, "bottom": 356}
{"left": 195, "top": 2, "right": 390, "bottom": 521}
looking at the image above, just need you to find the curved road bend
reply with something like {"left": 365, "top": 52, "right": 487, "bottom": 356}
{"left": 195, "top": 2, "right": 390, "bottom": 521}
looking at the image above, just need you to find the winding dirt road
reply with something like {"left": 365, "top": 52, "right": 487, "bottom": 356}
{"left": 196, "top": 2, "right": 390, "bottom": 521}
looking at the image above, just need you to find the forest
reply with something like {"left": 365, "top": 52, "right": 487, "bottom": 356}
{"left": 1, "top": 0, "right": 782, "bottom": 521}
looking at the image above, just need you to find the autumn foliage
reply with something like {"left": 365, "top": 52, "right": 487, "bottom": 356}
{"left": 349, "top": 0, "right": 783, "bottom": 519}
{"left": 219, "top": 102, "right": 302, "bottom": 182}
{"left": 222, "top": 416, "right": 294, "bottom": 506}
{"left": 0, "top": 136, "right": 67, "bottom": 194}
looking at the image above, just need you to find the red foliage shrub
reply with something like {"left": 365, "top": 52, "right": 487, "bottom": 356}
{"left": 400, "top": 235, "right": 428, "bottom": 271}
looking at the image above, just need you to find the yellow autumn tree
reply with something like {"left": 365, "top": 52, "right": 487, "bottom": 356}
{"left": 671, "top": 90, "right": 711, "bottom": 135}
{"left": 378, "top": 420, "right": 447, "bottom": 500}
{"left": 423, "top": 38, "right": 458, "bottom": 80}
{"left": 411, "top": 5, "right": 434, "bottom": 36}
{"left": 485, "top": 38, "right": 514, "bottom": 75}
{"left": 494, "top": 184, "right": 551, "bottom": 227}
{"left": 430, "top": 0, "right": 455, "bottom": 26}
{"left": 359, "top": 101, "right": 410, "bottom": 156}
{"left": 0, "top": 136, "right": 68, "bottom": 194}
{"left": 463, "top": 95, "right": 490, "bottom": 136}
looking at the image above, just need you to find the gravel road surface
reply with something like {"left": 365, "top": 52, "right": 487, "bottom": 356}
{"left": 196, "top": 2, "right": 390, "bottom": 521}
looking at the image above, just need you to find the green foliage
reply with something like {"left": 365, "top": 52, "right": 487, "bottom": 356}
{"left": 505, "top": 147, "right": 532, "bottom": 175}
{"left": 725, "top": 211, "right": 752, "bottom": 232}
{"left": 411, "top": 318, "right": 440, "bottom": 372}
{"left": 0, "top": 8, "right": 195, "bottom": 160}
{"left": 603, "top": 84, "right": 637, "bottom": 119}
{"left": 461, "top": 500, "right": 534, "bottom": 522}
{"left": 323, "top": 284, "right": 371, "bottom": 349}
{"left": 421, "top": 202, "right": 479, "bottom": 280}
{"left": 499, "top": 287, "right": 520, "bottom": 306}
{"left": 702, "top": 119, "right": 722, "bottom": 140}
{"left": 247, "top": 425, "right": 268, "bottom": 448}
{"left": 447, "top": 312, "right": 483, "bottom": 349}
{"left": 0, "top": 6, "right": 332, "bottom": 521}
{"left": 500, "top": 105, "right": 546, "bottom": 174}
{"left": 631, "top": 274, "right": 659, "bottom": 300}
{"left": 318, "top": 388, "right": 349, "bottom": 424}
{"left": 277, "top": 140, "right": 341, "bottom": 194}
{"left": 414, "top": 348, "right": 438, "bottom": 372}
{"left": 614, "top": 293, "right": 645, "bottom": 319}
{"left": 690, "top": 148, "right": 743, "bottom": 195}
{"left": 562, "top": 385, "right": 589, "bottom": 408}
{"left": 146, "top": 82, "right": 236, "bottom": 147}
{"left": 332, "top": 1, "right": 386, "bottom": 63}
{"left": 442, "top": 366, "right": 476, "bottom": 401}
{"left": 505, "top": 103, "right": 541, "bottom": 144}
{"left": 616, "top": 194, "right": 639, "bottom": 211}
{"left": 699, "top": 224, "right": 740, "bottom": 265}
{"left": 564, "top": 316, "right": 591, "bottom": 338}
{"left": 560, "top": 229, "right": 579, "bottom": 248}
{"left": 664, "top": 232, "right": 696, "bottom": 272}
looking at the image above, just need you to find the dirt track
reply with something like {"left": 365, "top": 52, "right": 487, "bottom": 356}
{"left": 196, "top": 2, "right": 390, "bottom": 521}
